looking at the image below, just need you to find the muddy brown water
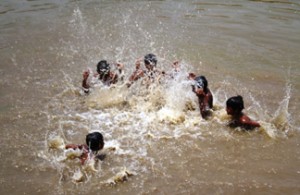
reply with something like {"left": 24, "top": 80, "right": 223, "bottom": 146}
{"left": 0, "top": 0, "right": 299, "bottom": 194}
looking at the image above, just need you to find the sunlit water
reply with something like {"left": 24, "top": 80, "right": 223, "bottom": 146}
{"left": 0, "top": 0, "right": 299, "bottom": 194}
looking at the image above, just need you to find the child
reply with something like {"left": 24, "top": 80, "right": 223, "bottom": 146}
{"left": 65, "top": 132, "right": 105, "bottom": 165}
{"left": 127, "top": 53, "right": 180, "bottom": 87}
{"left": 127, "top": 53, "right": 160, "bottom": 87}
{"left": 190, "top": 75, "right": 213, "bottom": 119}
{"left": 82, "top": 60, "right": 124, "bottom": 93}
{"left": 226, "top": 95, "right": 260, "bottom": 130}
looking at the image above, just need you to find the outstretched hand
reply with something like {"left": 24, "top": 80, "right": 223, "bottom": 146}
{"left": 172, "top": 61, "right": 180, "bottom": 72}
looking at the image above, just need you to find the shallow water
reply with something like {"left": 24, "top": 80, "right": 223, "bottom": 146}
{"left": 0, "top": 0, "right": 300, "bottom": 194}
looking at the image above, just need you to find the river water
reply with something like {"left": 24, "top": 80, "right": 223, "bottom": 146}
{"left": 0, "top": 0, "right": 299, "bottom": 194}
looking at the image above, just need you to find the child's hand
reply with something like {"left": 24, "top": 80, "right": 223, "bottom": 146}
{"left": 83, "top": 71, "right": 90, "bottom": 80}
{"left": 172, "top": 61, "right": 180, "bottom": 72}
{"left": 188, "top": 73, "right": 196, "bottom": 80}
{"left": 135, "top": 57, "right": 143, "bottom": 69}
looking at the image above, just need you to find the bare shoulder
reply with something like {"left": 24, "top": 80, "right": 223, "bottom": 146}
{"left": 240, "top": 114, "right": 260, "bottom": 127}
{"left": 240, "top": 114, "right": 251, "bottom": 123}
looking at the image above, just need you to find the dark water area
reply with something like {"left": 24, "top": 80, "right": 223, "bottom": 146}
{"left": 0, "top": 0, "right": 299, "bottom": 194}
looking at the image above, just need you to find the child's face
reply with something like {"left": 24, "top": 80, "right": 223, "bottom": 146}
{"left": 195, "top": 87, "right": 204, "bottom": 95}
{"left": 226, "top": 106, "right": 234, "bottom": 115}
{"left": 145, "top": 63, "right": 154, "bottom": 71}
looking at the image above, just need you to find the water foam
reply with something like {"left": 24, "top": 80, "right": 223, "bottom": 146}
{"left": 41, "top": 6, "right": 297, "bottom": 187}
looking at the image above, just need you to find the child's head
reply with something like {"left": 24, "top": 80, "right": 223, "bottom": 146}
{"left": 194, "top": 76, "right": 208, "bottom": 91}
{"left": 144, "top": 53, "right": 157, "bottom": 70}
{"left": 86, "top": 132, "right": 104, "bottom": 152}
{"left": 226, "top": 95, "right": 244, "bottom": 115}
{"left": 97, "top": 60, "right": 110, "bottom": 75}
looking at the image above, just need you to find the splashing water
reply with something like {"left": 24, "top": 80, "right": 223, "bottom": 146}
{"left": 271, "top": 84, "right": 292, "bottom": 132}
{"left": 40, "top": 6, "right": 298, "bottom": 191}
{"left": 44, "top": 63, "right": 297, "bottom": 185}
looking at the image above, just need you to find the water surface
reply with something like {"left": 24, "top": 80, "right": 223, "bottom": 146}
{"left": 0, "top": 0, "right": 299, "bottom": 194}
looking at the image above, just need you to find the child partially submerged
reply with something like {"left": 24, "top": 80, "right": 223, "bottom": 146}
{"left": 127, "top": 53, "right": 160, "bottom": 87}
{"left": 190, "top": 75, "right": 213, "bottom": 119}
{"left": 226, "top": 95, "right": 260, "bottom": 130}
{"left": 127, "top": 53, "right": 179, "bottom": 87}
{"left": 65, "top": 132, "right": 105, "bottom": 165}
{"left": 82, "top": 60, "right": 124, "bottom": 93}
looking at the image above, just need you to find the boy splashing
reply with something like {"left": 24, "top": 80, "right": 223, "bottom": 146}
{"left": 226, "top": 95, "right": 260, "bottom": 130}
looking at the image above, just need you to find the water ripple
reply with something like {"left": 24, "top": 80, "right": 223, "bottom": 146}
{"left": 14, "top": 3, "right": 58, "bottom": 13}
{"left": 249, "top": 0, "right": 300, "bottom": 6}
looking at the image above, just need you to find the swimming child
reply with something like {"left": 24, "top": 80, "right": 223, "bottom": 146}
{"left": 127, "top": 53, "right": 160, "bottom": 87}
{"left": 226, "top": 95, "right": 260, "bottom": 130}
{"left": 127, "top": 53, "right": 180, "bottom": 87}
{"left": 190, "top": 75, "right": 213, "bottom": 119}
{"left": 65, "top": 132, "right": 105, "bottom": 165}
{"left": 82, "top": 60, "right": 124, "bottom": 93}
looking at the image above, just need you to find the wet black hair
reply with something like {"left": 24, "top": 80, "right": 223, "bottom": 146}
{"left": 86, "top": 132, "right": 104, "bottom": 152}
{"left": 96, "top": 60, "right": 110, "bottom": 74}
{"left": 226, "top": 95, "right": 244, "bottom": 112}
{"left": 144, "top": 53, "right": 157, "bottom": 66}
{"left": 194, "top": 76, "right": 208, "bottom": 91}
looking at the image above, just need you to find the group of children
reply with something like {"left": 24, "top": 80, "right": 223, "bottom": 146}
{"left": 187, "top": 72, "right": 260, "bottom": 129}
{"left": 68, "top": 53, "right": 260, "bottom": 165}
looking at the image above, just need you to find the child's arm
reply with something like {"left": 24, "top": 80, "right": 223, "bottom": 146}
{"left": 80, "top": 151, "right": 89, "bottom": 165}
{"left": 110, "top": 72, "right": 118, "bottom": 85}
{"left": 65, "top": 144, "right": 87, "bottom": 150}
{"left": 207, "top": 90, "right": 213, "bottom": 109}
{"left": 116, "top": 62, "right": 125, "bottom": 81}
{"left": 126, "top": 58, "right": 145, "bottom": 87}
{"left": 65, "top": 144, "right": 90, "bottom": 164}
{"left": 129, "top": 69, "right": 144, "bottom": 82}
{"left": 240, "top": 115, "right": 261, "bottom": 128}
{"left": 65, "top": 144, "right": 79, "bottom": 150}
{"left": 82, "top": 71, "right": 90, "bottom": 93}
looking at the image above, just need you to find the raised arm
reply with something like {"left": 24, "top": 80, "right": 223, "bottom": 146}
{"left": 172, "top": 61, "right": 180, "bottom": 72}
{"left": 127, "top": 58, "right": 145, "bottom": 87}
{"left": 65, "top": 144, "right": 89, "bottom": 164}
{"left": 82, "top": 71, "right": 90, "bottom": 93}
{"left": 115, "top": 62, "right": 125, "bottom": 81}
